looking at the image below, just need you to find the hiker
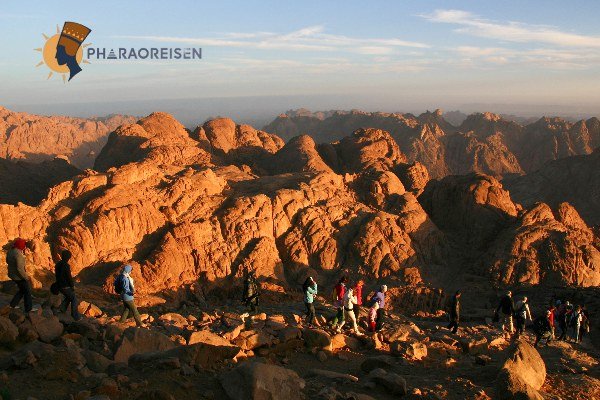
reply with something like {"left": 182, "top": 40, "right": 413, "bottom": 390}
{"left": 54, "top": 249, "right": 81, "bottom": 320}
{"left": 514, "top": 296, "right": 532, "bottom": 338}
{"left": 353, "top": 279, "right": 364, "bottom": 320}
{"left": 330, "top": 276, "right": 347, "bottom": 329}
{"left": 368, "top": 301, "right": 379, "bottom": 332}
{"left": 580, "top": 305, "right": 590, "bottom": 342}
{"left": 447, "top": 290, "right": 461, "bottom": 334}
{"left": 7, "top": 238, "right": 37, "bottom": 313}
{"left": 341, "top": 287, "right": 362, "bottom": 335}
{"left": 556, "top": 300, "right": 569, "bottom": 340}
{"left": 570, "top": 305, "right": 583, "bottom": 343}
{"left": 242, "top": 270, "right": 260, "bottom": 313}
{"left": 303, "top": 277, "right": 318, "bottom": 327}
{"left": 114, "top": 264, "right": 143, "bottom": 327}
{"left": 371, "top": 285, "right": 387, "bottom": 331}
{"left": 533, "top": 309, "right": 553, "bottom": 348}
{"left": 547, "top": 304, "right": 556, "bottom": 339}
{"left": 495, "top": 291, "right": 514, "bottom": 334}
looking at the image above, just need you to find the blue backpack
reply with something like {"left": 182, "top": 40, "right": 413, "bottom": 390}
{"left": 113, "top": 274, "right": 127, "bottom": 294}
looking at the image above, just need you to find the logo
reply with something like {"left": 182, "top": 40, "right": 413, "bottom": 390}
{"left": 35, "top": 22, "right": 92, "bottom": 82}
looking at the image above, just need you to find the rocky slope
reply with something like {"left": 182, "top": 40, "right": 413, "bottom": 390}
{"left": 264, "top": 109, "right": 600, "bottom": 179}
{"left": 0, "top": 157, "right": 81, "bottom": 206}
{"left": 0, "top": 282, "right": 598, "bottom": 400}
{"left": 504, "top": 147, "right": 600, "bottom": 226}
{"left": 0, "top": 107, "right": 135, "bottom": 169}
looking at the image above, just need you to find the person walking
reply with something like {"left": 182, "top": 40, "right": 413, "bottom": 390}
{"left": 7, "top": 238, "right": 37, "bottom": 314}
{"left": 496, "top": 291, "right": 515, "bottom": 334}
{"left": 570, "top": 305, "right": 583, "bottom": 343}
{"left": 533, "top": 309, "right": 553, "bottom": 348}
{"left": 341, "top": 287, "right": 362, "bottom": 335}
{"left": 514, "top": 296, "right": 532, "bottom": 338}
{"left": 242, "top": 270, "right": 260, "bottom": 313}
{"left": 114, "top": 265, "right": 143, "bottom": 327}
{"left": 580, "top": 305, "right": 590, "bottom": 342}
{"left": 447, "top": 290, "right": 461, "bottom": 334}
{"left": 54, "top": 249, "right": 81, "bottom": 320}
{"left": 303, "top": 277, "right": 318, "bottom": 327}
{"left": 353, "top": 279, "right": 364, "bottom": 321}
{"left": 556, "top": 301, "right": 569, "bottom": 340}
{"left": 330, "top": 277, "right": 347, "bottom": 329}
{"left": 368, "top": 302, "right": 379, "bottom": 332}
{"left": 547, "top": 304, "right": 556, "bottom": 339}
{"left": 371, "top": 285, "right": 387, "bottom": 331}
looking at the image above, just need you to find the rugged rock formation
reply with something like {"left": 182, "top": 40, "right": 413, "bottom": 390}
{"left": 420, "top": 174, "right": 600, "bottom": 286}
{"left": 264, "top": 109, "right": 600, "bottom": 179}
{"left": 504, "top": 148, "right": 600, "bottom": 226}
{"left": 0, "top": 109, "right": 598, "bottom": 298}
{"left": 0, "top": 157, "right": 81, "bottom": 206}
{"left": 0, "top": 107, "right": 135, "bottom": 169}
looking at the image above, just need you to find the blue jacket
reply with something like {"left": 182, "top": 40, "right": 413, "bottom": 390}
{"left": 116, "top": 265, "right": 136, "bottom": 302}
{"left": 304, "top": 283, "right": 317, "bottom": 303}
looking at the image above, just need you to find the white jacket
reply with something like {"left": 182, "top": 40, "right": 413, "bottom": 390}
{"left": 344, "top": 291, "right": 357, "bottom": 310}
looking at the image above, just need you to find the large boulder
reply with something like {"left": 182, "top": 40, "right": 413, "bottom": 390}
{"left": 219, "top": 361, "right": 305, "bottom": 400}
{"left": 302, "top": 328, "right": 331, "bottom": 350}
{"left": 495, "top": 339, "right": 546, "bottom": 400}
{"left": 29, "top": 311, "right": 64, "bottom": 343}
{"left": 114, "top": 327, "right": 176, "bottom": 363}
{"left": 0, "top": 316, "right": 18, "bottom": 347}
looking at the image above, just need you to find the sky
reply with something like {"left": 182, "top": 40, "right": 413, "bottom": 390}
{"left": 1, "top": 1, "right": 600, "bottom": 124}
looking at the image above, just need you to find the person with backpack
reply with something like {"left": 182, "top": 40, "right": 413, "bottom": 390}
{"left": 114, "top": 264, "right": 143, "bottom": 327}
{"left": 54, "top": 249, "right": 81, "bottom": 320}
{"left": 533, "top": 309, "right": 553, "bottom": 348}
{"left": 329, "top": 276, "right": 347, "bottom": 329}
{"left": 447, "top": 290, "right": 461, "bottom": 334}
{"left": 495, "top": 291, "right": 514, "bottom": 334}
{"left": 514, "top": 296, "right": 532, "bottom": 338}
{"left": 242, "top": 270, "right": 260, "bottom": 313}
{"left": 370, "top": 285, "right": 387, "bottom": 331}
{"left": 341, "top": 287, "right": 362, "bottom": 335}
{"left": 570, "top": 305, "right": 583, "bottom": 343}
{"left": 303, "top": 277, "right": 318, "bottom": 327}
{"left": 7, "top": 238, "right": 37, "bottom": 314}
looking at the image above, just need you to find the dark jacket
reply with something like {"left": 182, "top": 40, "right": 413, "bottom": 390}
{"left": 450, "top": 295, "right": 460, "bottom": 321}
{"left": 6, "top": 248, "right": 27, "bottom": 281}
{"left": 497, "top": 295, "right": 514, "bottom": 315}
{"left": 55, "top": 260, "right": 74, "bottom": 288}
{"left": 243, "top": 276, "right": 259, "bottom": 300}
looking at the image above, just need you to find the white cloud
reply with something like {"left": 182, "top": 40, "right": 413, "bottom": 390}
{"left": 448, "top": 45, "right": 600, "bottom": 70}
{"left": 422, "top": 9, "right": 600, "bottom": 48}
{"left": 113, "top": 25, "right": 429, "bottom": 54}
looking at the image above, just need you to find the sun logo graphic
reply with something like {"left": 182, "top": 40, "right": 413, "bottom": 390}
{"left": 34, "top": 22, "right": 92, "bottom": 82}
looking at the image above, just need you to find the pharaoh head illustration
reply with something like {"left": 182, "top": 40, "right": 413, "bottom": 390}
{"left": 55, "top": 22, "right": 91, "bottom": 81}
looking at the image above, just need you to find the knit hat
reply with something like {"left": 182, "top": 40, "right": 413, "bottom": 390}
{"left": 13, "top": 238, "right": 26, "bottom": 250}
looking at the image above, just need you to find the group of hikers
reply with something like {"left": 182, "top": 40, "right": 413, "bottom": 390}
{"left": 242, "top": 273, "right": 389, "bottom": 335}
{"left": 7, "top": 237, "right": 592, "bottom": 346}
{"left": 6, "top": 238, "right": 146, "bottom": 327}
{"left": 493, "top": 290, "right": 591, "bottom": 348}
{"left": 301, "top": 276, "right": 388, "bottom": 335}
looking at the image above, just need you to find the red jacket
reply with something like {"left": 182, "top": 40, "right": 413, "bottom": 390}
{"left": 335, "top": 283, "right": 346, "bottom": 304}
{"left": 354, "top": 284, "right": 363, "bottom": 305}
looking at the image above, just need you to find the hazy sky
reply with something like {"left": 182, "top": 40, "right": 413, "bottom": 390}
{"left": 2, "top": 0, "right": 600, "bottom": 120}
